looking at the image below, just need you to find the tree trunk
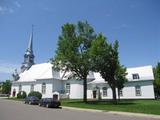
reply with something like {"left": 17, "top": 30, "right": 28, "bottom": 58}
{"left": 118, "top": 88, "right": 120, "bottom": 101}
{"left": 83, "top": 78, "right": 87, "bottom": 103}
{"left": 111, "top": 86, "right": 117, "bottom": 104}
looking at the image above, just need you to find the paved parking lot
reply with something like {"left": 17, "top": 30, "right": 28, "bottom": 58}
{"left": 0, "top": 98, "right": 159, "bottom": 120}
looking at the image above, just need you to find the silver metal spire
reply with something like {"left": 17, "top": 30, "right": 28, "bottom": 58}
{"left": 27, "top": 25, "right": 33, "bottom": 52}
{"left": 21, "top": 25, "right": 35, "bottom": 72}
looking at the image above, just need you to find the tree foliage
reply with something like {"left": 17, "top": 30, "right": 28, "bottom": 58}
{"left": 89, "top": 34, "right": 126, "bottom": 103}
{"left": 53, "top": 21, "right": 127, "bottom": 103}
{"left": 153, "top": 62, "right": 160, "bottom": 98}
{"left": 2, "top": 80, "right": 11, "bottom": 94}
{"left": 52, "top": 21, "right": 96, "bottom": 102}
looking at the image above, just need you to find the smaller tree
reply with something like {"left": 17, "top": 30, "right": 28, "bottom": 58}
{"left": 89, "top": 34, "right": 120, "bottom": 103}
{"left": 115, "top": 64, "right": 128, "bottom": 100}
{"left": 2, "top": 80, "right": 11, "bottom": 94}
{"left": 153, "top": 62, "right": 160, "bottom": 99}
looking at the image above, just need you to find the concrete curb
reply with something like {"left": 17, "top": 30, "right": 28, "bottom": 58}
{"left": 62, "top": 106, "right": 160, "bottom": 119}
{"left": 0, "top": 97, "right": 9, "bottom": 98}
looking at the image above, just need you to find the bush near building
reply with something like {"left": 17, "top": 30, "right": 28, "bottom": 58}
{"left": 17, "top": 91, "right": 27, "bottom": 99}
{"left": 28, "top": 91, "right": 42, "bottom": 99}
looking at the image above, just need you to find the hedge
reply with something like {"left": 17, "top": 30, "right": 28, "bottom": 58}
{"left": 17, "top": 91, "right": 27, "bottom": 99}
{"left": 28, "top": 91, "right": 42, "bottom": 99}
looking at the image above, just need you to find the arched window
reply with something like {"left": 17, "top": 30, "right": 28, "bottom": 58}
{"left": 42, "top": 83, "right": 46, "bottom": 94}
{"left": 19, "top": 85, "right": 22, "bottom": 92}
{"left": 65, "top": 83, "right": 70, "bottom": 94}
{"left": 102, "top": 87, "right": 107, "bottom": 97}
{"left": 30, "top": 84, "right": 34, "bottom": 92}
{"left": 135, "top": 85, "right": 141, "bottom": 96}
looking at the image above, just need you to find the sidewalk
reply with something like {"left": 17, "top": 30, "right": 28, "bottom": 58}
{"left": 62, "top": 106, "right": 160, "bottom": 119}
{"left": 0, "top": 97, "right": 9, "bottom": 98}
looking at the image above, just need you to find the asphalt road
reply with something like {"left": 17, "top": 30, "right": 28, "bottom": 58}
{"left": 0, "top": 99, "right": 159, "bottom": 120}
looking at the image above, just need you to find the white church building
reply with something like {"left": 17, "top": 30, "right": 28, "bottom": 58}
{"left": 11, "top": 31, "right": 155, "bottom": 99}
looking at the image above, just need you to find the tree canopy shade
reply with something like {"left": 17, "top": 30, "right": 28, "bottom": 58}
{"left": 89, "top": 34, "right": 126, "bottom": 103}
{"left": 153, "top": 62, "right": 160, "bottom": 98}
{"left": 52, "top": 21, "right": 96, "bottom": 102}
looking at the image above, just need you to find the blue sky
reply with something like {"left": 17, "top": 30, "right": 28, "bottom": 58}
{"left": 0, "top": 0, "right": 159, "bottom": 81}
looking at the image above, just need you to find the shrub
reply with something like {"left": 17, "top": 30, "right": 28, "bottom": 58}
{"left": 28, "top": 91, "right": 42, "bottom": 99}
{"left": 17, "top": 91, "right": 27, "bottom": 99}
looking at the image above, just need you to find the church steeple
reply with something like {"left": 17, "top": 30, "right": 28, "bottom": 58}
{"left": 27, "top": 26, "right": 33, "bottom": 53}
{"left": 21, "top": 26, "right": 35, "bottom": 72}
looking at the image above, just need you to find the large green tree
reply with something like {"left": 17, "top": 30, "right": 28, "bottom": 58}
{"left": 89, "top": 34, "right": 122, "bottom": 103}
{"left": 52, "top": 21, "right": 96, "bottom": 102}
{"left": 2, "top": 80, "right": 11, "bottom": 94}
{"left": 153, "top": 62, "right": 160, "bottom": 98}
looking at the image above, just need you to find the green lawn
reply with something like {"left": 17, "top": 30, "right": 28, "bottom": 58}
{"left": 61, "top": 99, "right": 160, "bottom": 115}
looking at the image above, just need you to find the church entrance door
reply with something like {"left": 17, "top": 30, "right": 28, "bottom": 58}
{"left": 93, "top": 90, "right": 97, "bottom": 99}
{"left": 12, "top": 89, "right": 16, "bottom": 97}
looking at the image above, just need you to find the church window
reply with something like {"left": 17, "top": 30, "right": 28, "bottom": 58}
{"left": 65, "top": 83, "right": 70, "bottom": 94}
{"left": 120, "top": 89, "right": 123, "bottom": 96}
{"left": 135, "top": 85, "right": 141, "bottom": 96}
{"left": 42, "top": 83, "right": 46, "bottom": 94}
{"left": 30, "top": 84, "right": 34, "bottom": 92}
{"left": 102, "top": 87, "right": 107, "bottom": 97}
{"left": 19, "top": 85, "right": 22, "bottom": 92}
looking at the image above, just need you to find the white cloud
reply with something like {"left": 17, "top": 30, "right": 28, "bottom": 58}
{"left": 0, "top": 6, "right": 14, "bottom": 14}
{"left": 0, "top": 62, "right": 20, "bottom": 74}
{"left": 8, "top": 8, "right": 14, "bottom": 13}
{"left": 0, "top": 1, "right": 21, "bottom": 14}
{"left": 0, "top": 6, "right": 7, "bottom": 13}
{"left": 14, "top": 1, "right": 21, "bottom": 8}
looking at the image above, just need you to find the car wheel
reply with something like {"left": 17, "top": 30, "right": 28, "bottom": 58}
{"left": 46, "top": 104, "right": 49, "bottom": 108}
{"left": 54, "top": 105, "right": 58, "bottom": 108}
{"left": 29, "top": 102, "right": 32, "bottom": 105}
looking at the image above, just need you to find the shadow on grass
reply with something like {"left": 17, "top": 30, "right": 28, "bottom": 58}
{"left": 64, "top": 100, "right": 136, "bottom": 105}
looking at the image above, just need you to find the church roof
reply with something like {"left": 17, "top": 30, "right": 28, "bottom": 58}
{"left": 89, "top": 65, "right": 154, "bottom": 84}
{"left": 126, "top": 65, "right": 154, "bottom": 81}
{"left": 16, "top": 62, "right": 95, "bottom": 82}
{"left": 18, "top": 63, "right": 55, "bottom": 82}
{"left": 16, "top": 63, "right": 154, "bottom": 83}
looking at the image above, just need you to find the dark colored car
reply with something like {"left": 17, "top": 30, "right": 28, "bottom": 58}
{"left": 24, "top": 96, "right": 40, "bottom": 105}
{"left": 39, "top": 98, "right": 61, "bottom": 108}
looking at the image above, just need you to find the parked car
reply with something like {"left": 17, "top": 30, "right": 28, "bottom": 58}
{"left": 0, "top": 94, "right": 9, "bottom": 97}
{"left": 39, "top": 98, "right": 61, "bottom": 108}
{"left": 24, "top": 96, "right": 40, "bottom": 105}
